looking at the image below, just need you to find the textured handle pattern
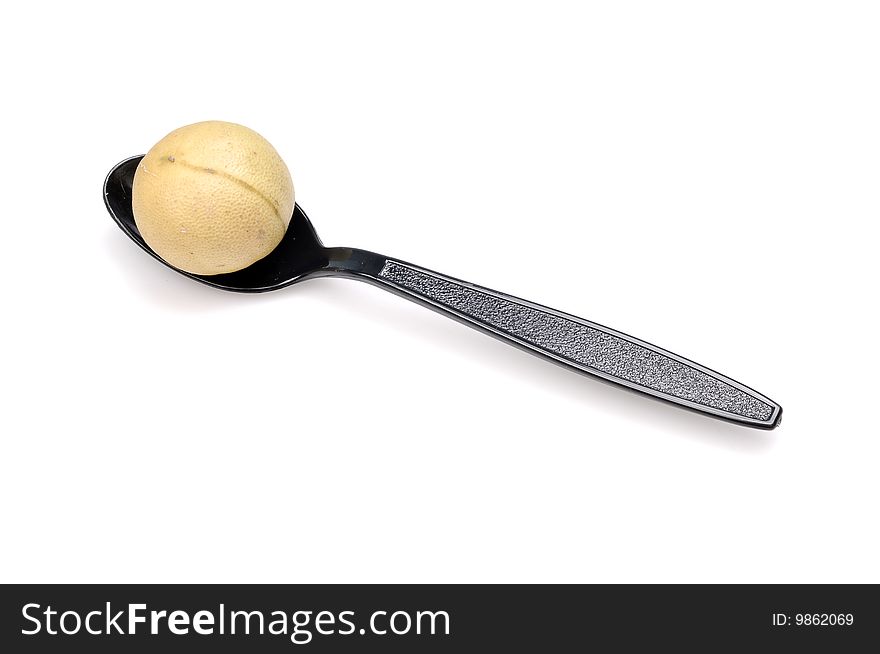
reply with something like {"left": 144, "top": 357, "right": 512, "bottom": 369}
{"left": 379, "top": 259, "right": 777, "bottom": 425}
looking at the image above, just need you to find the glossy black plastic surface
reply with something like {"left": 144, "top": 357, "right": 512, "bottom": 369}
{"left": 104, "top": 156, "right": 782, "bottom": 429}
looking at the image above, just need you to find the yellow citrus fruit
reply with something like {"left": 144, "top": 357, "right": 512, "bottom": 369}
{"left": 132, "top": 121, "right": 294, "bottom": 275}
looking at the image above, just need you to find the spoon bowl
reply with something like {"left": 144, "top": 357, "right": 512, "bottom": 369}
{"left": 104, "top": 155, "right": 782, "bottom": 429}
{"left": 104, "top": 155, "right": 331, "bottom": 292}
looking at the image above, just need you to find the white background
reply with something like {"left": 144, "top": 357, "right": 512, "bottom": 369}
{"left": 1, "top": 1, "right": 877, "bottom": 583}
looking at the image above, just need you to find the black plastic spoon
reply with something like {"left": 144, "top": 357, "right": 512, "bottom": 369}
{"left": 105, "top": 155, "right": 781, "bottom": 429}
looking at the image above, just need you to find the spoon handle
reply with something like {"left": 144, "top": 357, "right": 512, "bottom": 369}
{"left": 357, "top": 256, "right": 780, "bottom": 428}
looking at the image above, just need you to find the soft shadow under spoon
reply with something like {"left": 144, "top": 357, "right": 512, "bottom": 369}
{"left": 105, "top": 155, "right": 782, "bottom": 429}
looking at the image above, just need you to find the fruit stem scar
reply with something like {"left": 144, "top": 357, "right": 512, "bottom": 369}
{"left": 167, "top": 155, "right": 175, "bottom": 162}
